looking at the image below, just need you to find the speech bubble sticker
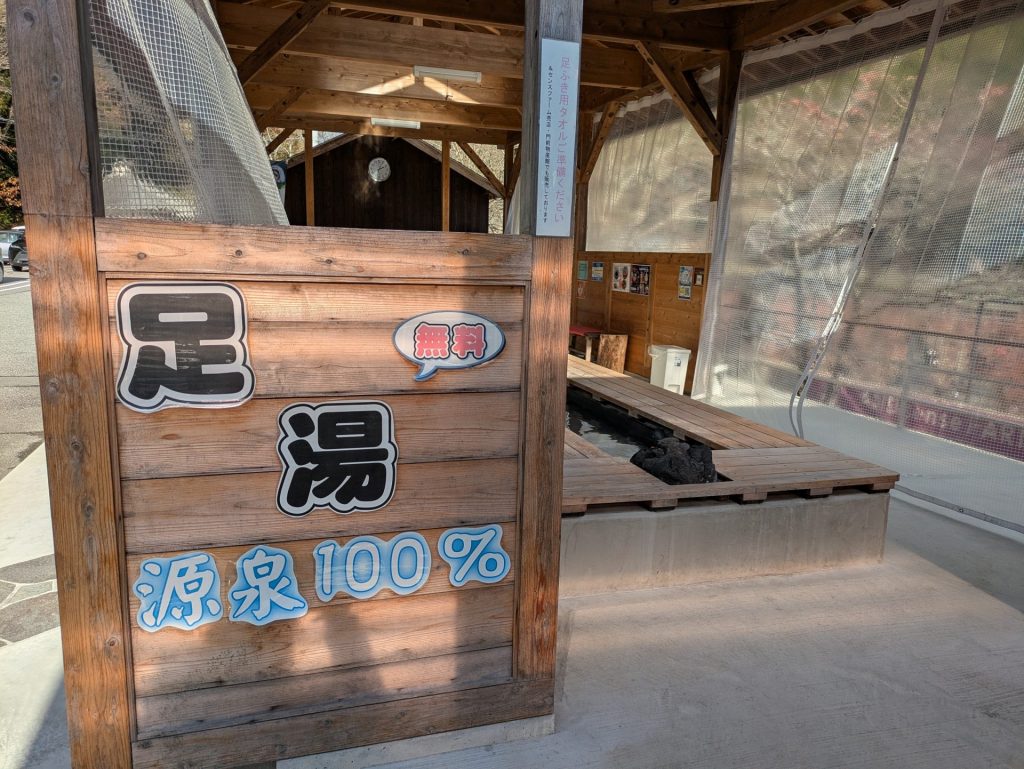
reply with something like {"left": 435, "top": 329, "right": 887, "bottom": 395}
{"left": 393, "top": 311, "right": 506, "bottom": 382}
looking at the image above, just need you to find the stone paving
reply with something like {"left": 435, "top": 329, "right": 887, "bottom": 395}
{"left": 0, "top": 554, "right": 59, "bottom": 646}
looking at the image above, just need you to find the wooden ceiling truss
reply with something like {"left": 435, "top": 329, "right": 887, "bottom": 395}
{"left": 220, "top": 0, "right": 906, "bottom": 154}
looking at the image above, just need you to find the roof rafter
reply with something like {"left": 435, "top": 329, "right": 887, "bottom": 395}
{"left": 219, "top": 0, "right": 732, "bottom": 49}
{"left": 247, "top": 84, "right": 522, "bottom": 130}
{"left": 235, "top": 0, "right": 332, "bottom": 85}
{"left": 219, "top": 3, "right": 651, "bottom": 88}
{"left": 233, "top": 51, "right": 524, "bottom": 108}
{"left": 736, "top": 0, "right": 868, "bottom": 46}
{"left": 272, "top": 116, "right": 515, "bottom": 144}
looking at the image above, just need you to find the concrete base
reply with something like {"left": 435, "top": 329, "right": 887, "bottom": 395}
{"left": 278, "top": 715, "right": 554, "bottom": 769}
{"left": 560, "top": 490, "right": 888, "bottom": 596}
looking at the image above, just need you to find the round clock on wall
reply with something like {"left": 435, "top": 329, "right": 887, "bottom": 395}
{"left": 368, "top": 157, "right": 391, "bottom": 183}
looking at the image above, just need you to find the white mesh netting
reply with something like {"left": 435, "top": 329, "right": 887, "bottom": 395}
{"left": 89, "top": 0, "right": 288, "bottom": 225}
{"left": 695, "top": 0, "right": 1024, "bottom": 532}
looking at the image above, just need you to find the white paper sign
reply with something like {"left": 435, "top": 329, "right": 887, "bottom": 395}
{"left": 535, "top": 37, "right": 581, "bottom": 237}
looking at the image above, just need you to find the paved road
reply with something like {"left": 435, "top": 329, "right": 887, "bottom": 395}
{"left": 0, "top": 273, "right": 42, "bottom": 481}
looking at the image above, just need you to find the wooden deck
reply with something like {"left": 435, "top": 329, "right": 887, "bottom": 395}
{"left": 563, "top": 356, "right": 898, "bottom": 513}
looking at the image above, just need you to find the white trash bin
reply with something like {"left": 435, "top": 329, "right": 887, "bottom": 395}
{"left": 648, "top": 345, "right": 690, "bottom": 394}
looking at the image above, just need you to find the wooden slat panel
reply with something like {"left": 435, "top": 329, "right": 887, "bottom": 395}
{"left": 136, "top": 646, "right": 513, "bottom": 739}
{"left": 123, "top": 457, "right": 518, "bottom": 553}
{"left": 131, "top": 679, "right": 553, "bottom": 769}
{"left": 125, "top": 523, "right": 517, "bottom": 615}
{"left": 109, "top": 322, "right": 524, "bottom": 398}
{"left": 132, "top": 584, "right": 514, "bottom": 697}
{"left": 116, "top": 391, "right": 521, "bottom": 480}
{"left": 94, "top": 219, "right": 534, "bottom": 281}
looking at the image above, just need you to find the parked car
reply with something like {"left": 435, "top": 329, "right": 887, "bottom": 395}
{"left": 0, "top": 230, "right": 21, "bottom": 264}
{"left": 8, "top": 236, "right": 28, "bottom": 271}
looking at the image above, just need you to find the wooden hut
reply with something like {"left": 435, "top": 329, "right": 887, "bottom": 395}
{"left": 284, "top": 136, "right": 498, "bottom": 231}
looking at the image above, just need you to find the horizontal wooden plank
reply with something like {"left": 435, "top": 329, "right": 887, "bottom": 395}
{"left": 123, "top": 457, "right": 518, "bottom": 553}
{"left": 132, "top": 583, "right": 514, "bottom": 697}
{"left": 135, "top": 646, "right": 512, "bottom": 739}
{"left": 95, "top": 219, "right": 534, "bottom": 281}
{"left": 568, "top": 355, "right": 810, "bottom": 448}
{"left": 116, "top": 391, "right": 521, "bottom": 480}
{"left": 126, "top": 523, "right": 516, "bottom": 616}
{"left": 110, "top": 321, "right": 523, "bottom": 399}
{"left": 562, "top": 429, "right": 611, "bottom": 459}
{"left": 132, "top": 678, "right": 553, "bottom": 769}
{"left": 106, "top": 280, "right": 526, "bottom": 324}
{"left": 106, "top": 278, "right": 525, "bottom": 397}
{"left": 247, "top": 84, "right": 523, "bottom": 130}
{"left": 239, "top": 51, "right": 524, "bottom": 109}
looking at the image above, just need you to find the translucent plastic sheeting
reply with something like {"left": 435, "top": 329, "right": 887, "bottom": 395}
{"left": 586, "top": 93, "right": 713, "bottom": 252}
{"left": 695, "top": 0, "right": 1024, "bottom": 530}
{"left": 90, "top": 0, "right": 288, "bottom": 225}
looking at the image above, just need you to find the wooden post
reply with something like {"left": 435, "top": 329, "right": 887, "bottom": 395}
{"left": 518, "top": 0, "right": 584, "bottom": 236}
{"left": 515, "top": 0, "right": 583, "bottom": 682}
{"left": 304, "top": 128, "right": 315, "bottom": 226}
{"left": 710, "top": 50, "right": 743, "bottom": 203}
{"left": 7, "top": 0, "right": 133, "bottom": 766}
{"left": 441, "top": 138, "right": 451, "bottom": 231}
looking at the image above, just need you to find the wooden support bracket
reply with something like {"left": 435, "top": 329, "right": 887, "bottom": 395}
{"left": 236, "top": 0, "right": 332, "bottom": 85}
{"left": 636, "top": 42, "right": 722, "bottom": 155}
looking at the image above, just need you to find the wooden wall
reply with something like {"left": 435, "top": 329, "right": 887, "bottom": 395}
{"left": 285, "top": 137, "right": 491, "bottom": 232}
{"left": 572, "top": 252, "right": 710, "bottom": 391}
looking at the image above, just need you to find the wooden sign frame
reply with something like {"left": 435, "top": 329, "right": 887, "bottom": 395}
{"left": 9, "top": 1, "right": 570, "bottom": 766}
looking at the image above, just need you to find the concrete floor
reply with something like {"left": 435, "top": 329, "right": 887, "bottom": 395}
{"left": 4, "top": 449, "right": 1024, "bottom": 769}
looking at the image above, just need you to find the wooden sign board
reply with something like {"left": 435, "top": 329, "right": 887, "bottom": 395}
{"left": 87, "top": 221, "right": 566, "bottom": 768}
{"left": 9, "top": 2, "right": 571, "bottom": 764}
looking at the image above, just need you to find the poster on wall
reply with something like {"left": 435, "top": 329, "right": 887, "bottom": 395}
{"left": 678, "top": 266, "right": 694, "bottom": 300}
{"left": 591, "top": 261, "right": 604, "bottom": 281}
{"left": 611, "top": 263, "right": 631, "bottom": 292}
{"left": 629, "top": 264, "right": 651, "bottom": 296}
{"left": 577, "top": 260, "right": 588, "bottom": 280}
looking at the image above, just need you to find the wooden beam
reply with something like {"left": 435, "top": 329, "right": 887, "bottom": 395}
{"left": 578, "top": 101, "right": 619, "bottom": 185}
{"left": 654, "top": 0, "right": 776, "bottom": 10}
{"left": 219, "top": 3, "right": 649, "bottom": 89}
{"left": 254, "top": 86, "right": 306, "bottom": 130}
{"left": 8, "top": 0, "right": 132, "bottom": 766}
{"left": 304, "top": 128, "right": 315, "bottom": 226}
{"left": 220, "top": 0, "right": 731, "bottom": 50}
{"left": 235, "top": 51, "right": 523, "bottom": 108}
{"left": 441, "top": 139, "right": 451, "bottom": 231}
{"left": 457, "top": 141, "right": 505, "bottom": 198}
{"left": 711, "top": 50, "right": 743, "bottom": 202}
{"left": 246, "top": 85, "right": 522, "bottom": 130}
{"left": 636, "top": 42, "right": 721, "bottom": 154}
{"left": 274, "top": 116, "right": 514, "bottom": 144}
{"left": 236, "top": 0, "right": 332, "bottom": 85}
{"left": 265, "top": 127, "right": 298, "bottom": 154}
{"left": 737, "top": 0, "right": 866, "bottom": 46}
